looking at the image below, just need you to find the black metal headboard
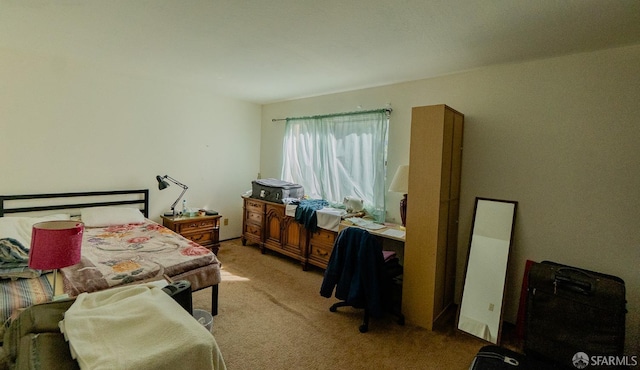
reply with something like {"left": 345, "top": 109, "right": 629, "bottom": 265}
{"left": 0, "top": 189, "right": 149, "bottom": 218}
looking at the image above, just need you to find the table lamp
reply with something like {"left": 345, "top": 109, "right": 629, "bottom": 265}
{"left": 156, "top": 175, "right": 189, "bottom": 216}
{"left": 29, "top": 220, "right": 84, "bottom": 300}
{"left": 389, "top": 165, "right": 409, "bottom": 227}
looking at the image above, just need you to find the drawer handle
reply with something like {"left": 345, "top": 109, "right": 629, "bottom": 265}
{"left": 188, "top": 223, "right": 197, "bottom": 228}
{"left": 191, "top": 234, "right": 204, "bottom": 241}
{"left": 317, "top": 250, "right": 328, "bottom": 257}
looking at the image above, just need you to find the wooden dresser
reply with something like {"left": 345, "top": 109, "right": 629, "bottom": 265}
{"left": 161, "top": 214, "right": 222, "bottom": 254}
{"left": 241, "top": 197, "right": 336, "bottom": 270}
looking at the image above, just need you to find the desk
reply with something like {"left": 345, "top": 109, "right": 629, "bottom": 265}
{"left": 339, "top": 220, "right": 406, "bottom": 262}
{"left": 339, "top": 220, "right": 406, "bottom": 323}
{"left": 339, "top": 220, "right": 405, "bottom": 241}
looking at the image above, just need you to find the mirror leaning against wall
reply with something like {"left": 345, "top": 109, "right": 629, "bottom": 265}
{"left": 457, "top": 197, "right": 518, "bottom": 344}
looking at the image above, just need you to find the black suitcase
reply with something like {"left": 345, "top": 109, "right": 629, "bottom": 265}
{"left": 250, "top": 178, "right": 304, "bottom": 203}
{"left": 470, "top": 345, "right": 549, "bottom": 370}
{"left": 525, "top": 261, "right": 626, "bottom": 369}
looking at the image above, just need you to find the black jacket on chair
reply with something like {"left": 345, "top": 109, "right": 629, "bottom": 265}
{"left": 320, "top": 227, "right": 385, "bottom": 318}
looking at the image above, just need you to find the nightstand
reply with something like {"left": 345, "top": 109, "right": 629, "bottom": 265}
{"left": 161, "top": 214, "right": 222, "bottom": 254}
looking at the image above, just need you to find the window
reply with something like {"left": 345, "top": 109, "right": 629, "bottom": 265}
{"left": 281, "top": 110, "right": 389, "bottom": 221}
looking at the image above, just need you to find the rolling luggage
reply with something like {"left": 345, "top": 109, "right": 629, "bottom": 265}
{"left": 470, "top": 345, "right": 548, "bottom": 370}
{"left": 525, "top": 261, "right": 626, "bottom": 369}
{"left": 251, "top": 178, "right": 304, "bottom": 203}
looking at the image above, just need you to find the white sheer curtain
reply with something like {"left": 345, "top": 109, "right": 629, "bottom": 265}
{"left": 281, "top": 110, "right": 389, "bottom": 221}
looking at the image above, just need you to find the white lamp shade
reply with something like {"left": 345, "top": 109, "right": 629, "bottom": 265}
{"left": 389, "top": 165, "right": 409, "bottom": 193}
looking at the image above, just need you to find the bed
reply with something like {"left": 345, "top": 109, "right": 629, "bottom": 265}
{"left": 0, "top": 189, "right": 221, "bottom": 326}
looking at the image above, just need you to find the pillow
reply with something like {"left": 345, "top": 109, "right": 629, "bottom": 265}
{"left": 0, "top": 214, "right": 71, "bottom": 249}
{"left": 81, "top": 207, "right": 145, "bottom": 227}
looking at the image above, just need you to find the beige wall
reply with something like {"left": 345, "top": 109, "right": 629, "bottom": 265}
{"left": 1, "top": 48, "right": 262, "bottom": 240}
{"left": 261, "top": 44, "right": 640, "bottom": 352}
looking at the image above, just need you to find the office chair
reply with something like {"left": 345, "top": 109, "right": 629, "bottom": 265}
{"left": 320, "top": 227, "right": 405, "bottom": 332}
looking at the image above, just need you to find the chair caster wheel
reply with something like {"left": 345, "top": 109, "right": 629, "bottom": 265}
{"left": 359, "top": 324, "right": 368, "bottom": 333}
{"left": 329, "top": 306, "right": 337, "bottom": 312}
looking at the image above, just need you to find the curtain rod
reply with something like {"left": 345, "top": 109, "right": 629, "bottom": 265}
{"left": 271, "top": 107, "right": 392, "bottom": 122}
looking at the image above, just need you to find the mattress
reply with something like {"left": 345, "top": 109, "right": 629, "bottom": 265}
{"left": 61, "top": 220, "right": 221, "bottom": 296}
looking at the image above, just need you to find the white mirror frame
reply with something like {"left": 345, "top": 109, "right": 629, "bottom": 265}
{"left": 457, "top": 197, "right": 518, "bottom": 344}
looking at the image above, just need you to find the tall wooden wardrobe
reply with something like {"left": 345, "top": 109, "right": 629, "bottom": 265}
{"left": 402, "top": 104, "right": 464, "bottom": 330}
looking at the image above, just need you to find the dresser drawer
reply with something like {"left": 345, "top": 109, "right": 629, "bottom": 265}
{"left": 245, "top": 199, "right": 265, "bottom": 213}
{"left": 309, "top": 228, "right": 336, "bottom": 247}
{"left": 246, "top": 211, "right": 263, "bottom": 225}
{"left": 308, "top": 243, "right": 333, "bottom": 265}
{"left": 244, "top": 223, "right": 262, "bottom": 238}
{"left": 177, "top": 219, "right": 215, "bottom": 233}
{"left": 183, "top": 230, "right": 214, "bottom": 245}
{"left": 308, "top": 229, "right": 336, "bottom": 268}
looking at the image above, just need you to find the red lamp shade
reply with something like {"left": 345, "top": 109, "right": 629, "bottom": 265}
{"left": 29, "top": 221, "right": 84, "bottom": 270}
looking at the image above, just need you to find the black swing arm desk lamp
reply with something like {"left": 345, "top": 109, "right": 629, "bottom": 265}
{"left": 156, "top": 175, "right": 188, "bottom": 217}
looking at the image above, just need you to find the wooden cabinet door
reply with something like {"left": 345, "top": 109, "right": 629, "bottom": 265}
{"left": 265, "top": 204, "right": 284, "bottom": 248}
{"left": 281, "top": 216, "right": 305, "bottom": 256}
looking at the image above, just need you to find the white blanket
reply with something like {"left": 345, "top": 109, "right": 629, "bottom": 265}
{"left": 59, "top": 284, "right": 226, "bottom": 370}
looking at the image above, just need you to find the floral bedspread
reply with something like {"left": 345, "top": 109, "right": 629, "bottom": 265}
{"left": 61, "top": 220, "right": 219, "bottom": 296}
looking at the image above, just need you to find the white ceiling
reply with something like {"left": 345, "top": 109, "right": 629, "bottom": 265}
{"left": 2, "top": 0, "right": 640, "bottom": 104}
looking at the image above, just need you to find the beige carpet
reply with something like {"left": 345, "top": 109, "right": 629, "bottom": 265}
{"left": 193, "top": 238, "right": 489, "bottom": 370}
